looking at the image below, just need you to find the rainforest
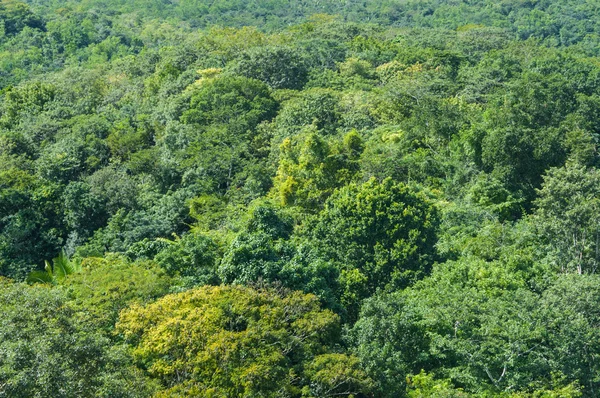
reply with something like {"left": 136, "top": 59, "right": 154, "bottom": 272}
{"left": 1, "top": 0, "right": 600, "bottom": 396}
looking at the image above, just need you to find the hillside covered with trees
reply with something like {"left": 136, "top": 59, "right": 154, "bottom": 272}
{"left": 1, "top": 0, "right": 600, "bottom": 396}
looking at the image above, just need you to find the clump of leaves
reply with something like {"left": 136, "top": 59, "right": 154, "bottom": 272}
{"left": 26, "top": 251, "right": 80, "bottom": 284}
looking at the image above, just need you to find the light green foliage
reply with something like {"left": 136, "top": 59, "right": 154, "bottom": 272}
{"left": 302, "top": 353, "right": 374, "bottom": 397}
{"left": 0, "top": 3, "right": 599, "bottom": 397}
{"left": 0, "top": 279, "right": 157, "bottom": 397}
{"left": 406, "top": 371, "right": 471, "bottom": 398}
{"left": 64, "top": 254, "right": 172, "bottom": 329}
{"left": 273, "top": 130, "right": 363, "bottom": 211}
{"left": 468, "top": 174, "right": 524, "bottom": 221}
{"left": 117, "top": 285, "right": 371, "bottom": 397}
{"left": 0, "top": 82, "right": 56, "bottom": 127}
{"left": 188, "top": 194, "right": 228, "bottom": 231}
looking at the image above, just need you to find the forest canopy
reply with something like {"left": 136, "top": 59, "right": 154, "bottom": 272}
{"left": 1, "top": 0, "right": 600, "bottom": 396}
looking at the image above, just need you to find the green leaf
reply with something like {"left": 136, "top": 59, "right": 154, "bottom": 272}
{"left": 52, "top": 253, "right": 69, "bottom": 281}
{"left": 44, "top": 260, "right": 53, "bottom": 278}
{"left": 26, "top": 270, "right": 54, "bottom": 284}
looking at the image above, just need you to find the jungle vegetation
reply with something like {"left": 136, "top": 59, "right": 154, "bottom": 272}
{"left": 1, "top": 0, "right": 600, "bottom": 396}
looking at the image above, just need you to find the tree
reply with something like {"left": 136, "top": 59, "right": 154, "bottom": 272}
{"left": 273, "top": 88, "right": 341, "bottom": 137}
{"left": 539, "top": 274, "right": 600, "bottom": 396}
{"left": 532, "top": 163, "right": 600, "bottom": 274}
{"left": 217, "top": 201, "right": 341, "bottom": 310}
{"left": 154, "top": 232, "right": 220, "bottom": 285}
{"left": 473, "top": 68, "right": 589, "bottom": 204}
{"left": 0, "top": 279, "right": 156, "bottom": 397}
{"left": 0, "top": 168, "right": 64, "bottom": 279}
{"left": 309, "top": 177, "right": 439, "bottom": 318}
{"left": 117, "top": 285, "right": 372, "bottom": 397}
{"left": 349, "top": 256, "right": 582, "bottom": 397}
{"left": 406, "top": 371, "right": 471, "bottom": 398}
{"left": 272, "top": 129, "right": 363, "bottom": 211}
{"left": 218, "top": 201, "right": 294, "bottom": 285}
{"left": 179, "top": 75, "right": 278, "bottom": 192}
{"left": 230, "top": 46, "right": 309, "bottom": 90}
{"left": 64, "top": 254, "right": 172, "bottom": 330}
{"left": 347, "top": 291, "right": 430, "bottom": 397}
{"left": 0, "top": 0, "right": 44, "bottom": 36}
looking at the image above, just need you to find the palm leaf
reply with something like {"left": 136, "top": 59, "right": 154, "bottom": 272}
{"left": 26, "top": 270, "right": 54, "bottom": 285}
{"left": 44, "top": 260, "right": 53, "bottom": 278}
{"left": 27, "top": 251, "right": 80, "bottom": 285}
{"left": 52, "top": 252, "right": 69, "bottom": 280}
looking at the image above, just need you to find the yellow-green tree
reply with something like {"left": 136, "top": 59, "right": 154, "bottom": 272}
{"left": 117, "top": 285, "right": 373, "bottom": 397}
{"left": 272, "top": 129, "right": 363, "bottom": 212}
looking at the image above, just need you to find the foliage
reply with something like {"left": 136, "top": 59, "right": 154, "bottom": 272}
{"left": 26, "top": 250, "right": 80, "bottom": 284}
{"left": 117, "top": 285, "right": 372, "bottom": 397}
{"left": 64, "top": 255, "right": 172, "bottom": 329}
{"left": 532, "top": 163, "right": 600, "bottom": 274}
{"left": 0, "top": 1, "right": 599, "bottom": 396}
{"left": 309, "top": 177, "right": 439, "bottom": 319}
{"left": 272, "top": 129, "right": 363, "bottom": 211}
{"left": 230, "top": 46, "right": 309, "bottom": 90}
{"left": 0, "top": 279, "right": 157, "bottom": 397}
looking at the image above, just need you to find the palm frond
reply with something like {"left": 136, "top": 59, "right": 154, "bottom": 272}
{"left": 44, "top": 260, "right": 53, "bottom": 278}
{"left": 26, "top": 270, "right": 54, "bottom": 285}
{"left": 52, "top": 253, "right": 69, "bottom": 280}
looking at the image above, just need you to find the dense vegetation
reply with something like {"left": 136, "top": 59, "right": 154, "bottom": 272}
{"left": 2, "top": 0, "right": 600, "bottom": 396}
